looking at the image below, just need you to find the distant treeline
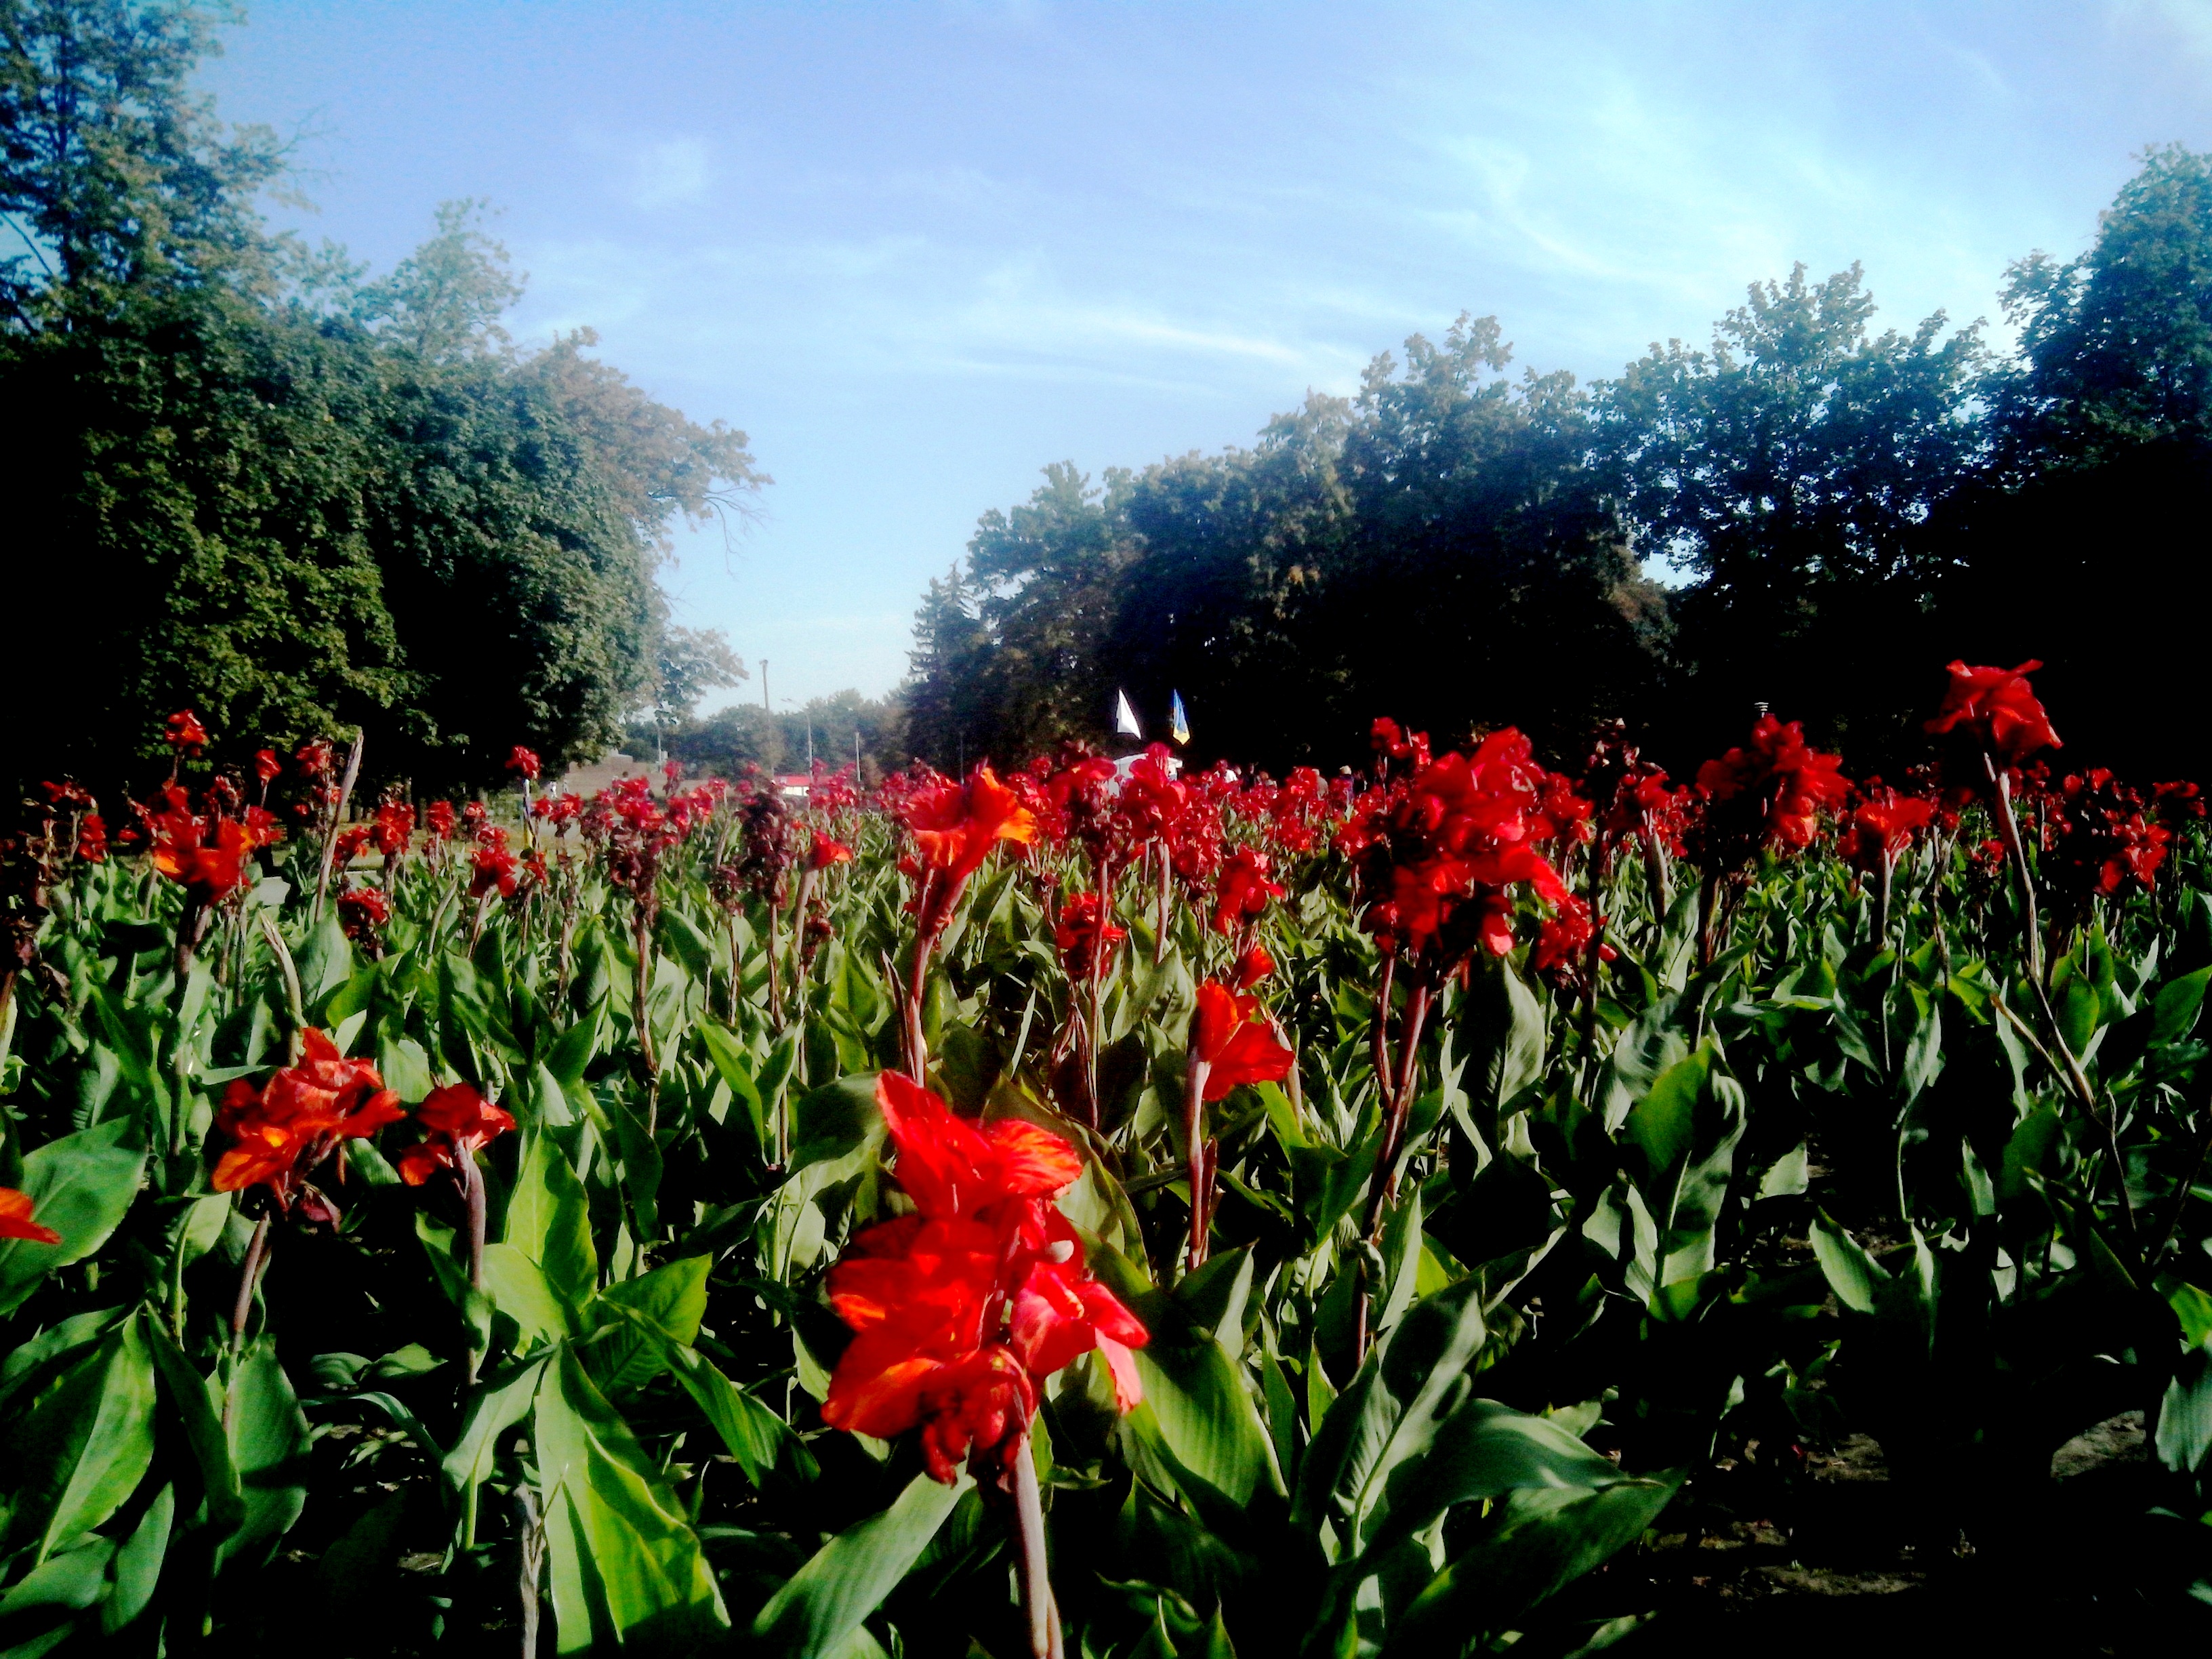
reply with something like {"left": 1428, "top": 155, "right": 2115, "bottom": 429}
{"left": 905, "top": 146, "right": 2212, "bottom": 783}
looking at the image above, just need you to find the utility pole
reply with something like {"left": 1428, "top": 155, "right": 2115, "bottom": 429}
{"left": 761, "top": 661, "right": 771, "bottom": 712}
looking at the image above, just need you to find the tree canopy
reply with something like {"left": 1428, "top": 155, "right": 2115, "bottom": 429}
{"left": 2, "top": 0, "right": 762, "bottom": 796}
{"left": 908, "top": 146, "right": 2212, "bottom": 781}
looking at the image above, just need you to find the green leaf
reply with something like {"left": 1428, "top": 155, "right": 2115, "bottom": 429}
{"left": 441, "top": 1353, "right": 550, "bottom": 1547}
{"left": 1096, "top": 1248, "right": 1281, "bottom": 1509}
{"left": 1292, "top": 1277, "right": 1489, "bottom": 1560}
{"left": 217, "top": 1338, "right": 310, "bottom": 1574}
{"left": 1382, "top": 1475, "right": 1679, "bottom": 1652}
{"left": 3, "top": 1309, "right": 155, "bottom": 1563}
{"left": 0, "top": 1119, "right": 145, "bottom": 1317}
{"left": 144, "top": 1317, "right": 245, "bottom": 1544}
{"left": 480, "top": 1244, "right": 575, "bottom": 1348}
{"left": 506, "top": 1132, "right": 598, "bottom": 1311}
{"left": 1811, "top": 1212, "right": 1890, "bottom": 1315}
{"left": 590, "top": 1255, "right": 712, "bottom": 1393}
{"left": 749, "top": 1469, "right": 971, "bottom": 1657}
{"left": 2157, "top": 1344, "right": 2212, "bottom": 1475}
{"left": 698, "top": 1022, "right": 768, "bottom": 1154}
{"left": 2153, "top": 966, "right": 2212, "bottom": 1048}
{"left": 534, "top": 1349, "right": 729, "bottom": 1652}
{"left": 660, "top": 1341, "right": 815, "bottom": 1487}
{"left": 1357, "top": 1397, "right": 1627, "bottom": 1563}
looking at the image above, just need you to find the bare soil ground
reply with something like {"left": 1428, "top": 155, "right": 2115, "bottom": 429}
{"left": 1597, "top": 1412, "right": 2209, "bottom": 1657}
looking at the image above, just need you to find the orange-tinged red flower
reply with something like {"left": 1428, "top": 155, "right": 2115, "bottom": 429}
{"left": 150, "top": 794, "right": 274, "bottom": 904}
{"left": 808, "top": 831, "right": 853, "bottom": 870}
{"left": 0, "top": 1187, "right": 60, "bottom": 1245}
{"left": 875, "top": 1071, "right": 1083, "bottom": 1223}
{"left": 823, "top": 1075, "right": 1147, "bottom": 1482}
{"left": 1692, "top": 715, "right": 1849, "bottom": 864}
{"left": 901, "top": 766, "right": 1037, "bottom": 886}
{"left": 213, "top": 1029, "right": 404, "bottom": 1208}
{"left": 1233, "top": 943, "right": 1275, "bottom": 989}
{"left": 507, "top": 745, "right": 542, "bottom": 781}
{"left": 1925, "top": 660, "right": 2061, "bottom": 766}
{"left": 1189, "top": 981, "right": 1294, "bottom": 1103}
{"left": 1054, "top": 890, "right": 1126, "bottom": 980}
{"left": 396, "top": 1083, "right": 516, "bottom": 1186}
{"left": 1839, "top": 789, "right": 1937, "bottom": 876}
{"left": 165, "top": 710, "right": 208, "bottom": 752}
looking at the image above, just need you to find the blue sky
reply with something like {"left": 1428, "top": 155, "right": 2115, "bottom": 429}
{"left": 203, "top": 1, "right": 2212, "bottom": 709}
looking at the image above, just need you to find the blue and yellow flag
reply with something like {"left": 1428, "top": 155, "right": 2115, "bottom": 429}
{"left": 1170, "top": 691, "right": 1190, "bottom": 746}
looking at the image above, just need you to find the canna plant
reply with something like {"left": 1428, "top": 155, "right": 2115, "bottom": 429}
{"left": 1, "top": 665, "right": 2211, "bottom": 1657}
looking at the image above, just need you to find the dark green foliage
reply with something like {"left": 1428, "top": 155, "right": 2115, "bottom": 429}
{"left": 911, "top": 150, "right": 2212, "bottom": 783}
{"left": 1, "top": 3, "right": 762, "bottom": 799}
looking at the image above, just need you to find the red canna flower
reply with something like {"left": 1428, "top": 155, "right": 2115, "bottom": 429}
{"left": 1233, "top": 943, "right": 1275, "bottom": 989}
{"left": 335, "top": 884, "right": 392, "bottom": 943}
{"left": 1189, "top": 981, "right": 1294, "bottom": 1102}
{"left": 1925, "top": 660, "right": 2061, "bottom": 766}
{"left": 332, "top": 824, "right": 372, "bottom": 867}
{"left": 507, "top": 746, "right": 542, "bottom": 782}
{"left": 0, "top": 1187, "right": 61, "bottom": 1245}
{"left": 295, "top": 738, "right": 334, "bottom": 778}
{"left": 396, "top": 1082, "right": 516, "bottom": 1186}
{"left": 873, "top": 1071, "right": 1084, "bottom": 1223}
{"left": 1339, "top": 728, "right": 1572, "bottom": 964}
{"left": 213, "top": 1029, "right": 405, "bottom": 1212}
{"left": 1055, "top": 890, "right": 1126, "bottom": 981}
{"left": 1211, "top": 845, "right": 1284, "bottom": 935}
{"left": 372, "top": 801, "right": 416, "bottom": 860}
{"left": 824, "top": 1216, "right": 1035, "bottom": 1480}
{"left": 426, "top": 800, "right": 457, "bottom": 842}
{"left": 1690, "top": 715, "right": 1849, "bottom": 867}
{"left": 150, "top": 790, "right": 273, "bottom": 903}
{"left": 165, "top": 710, "right": 209, "bottom": 752}
{"left": 253, "top": 748, "right": 282, "bottom": 786}
{"left": 901, "top": 766, "right": 1037, "bottom": 888}
{"left": 808, "top": 831, "right": 853, "bottom": 870}
{"left": 76, "top": 814, "right": 108, "bottom": 864}
{"left": 823, "top": 1074, "right": 1146, "bottom": 1482}
{"left": 1838, "top": 787, "right": 1937, "bottom": 878}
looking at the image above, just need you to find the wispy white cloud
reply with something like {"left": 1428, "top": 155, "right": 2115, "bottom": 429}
{"left": 632, "top": 138, "right": 713, "bottom": 209}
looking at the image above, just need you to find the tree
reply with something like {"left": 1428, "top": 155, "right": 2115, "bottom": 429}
{"left": 1593, "top": 264, "right": 1987, "bottom": 760}
{"left": 1936, "top": 146, "right": 2212, "bottom": 780}
{"left": 1, "top": 3, "right": 768, "bottom": 797}
{"left": 0, "top": 0, "right": 282, "bottom": 325}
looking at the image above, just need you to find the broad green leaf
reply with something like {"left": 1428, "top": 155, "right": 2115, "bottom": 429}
{"left": 480, "top": 1244, "right": 575, "bottom": 1348}
{"left": 3, "top": 1309, "right": 155, "bottom": 1563}
{"left": 750, "top": 1469, "right": 971, "bottom": 1658}
{"left": 2152, "top": 965, "right": 2212, "bottom": 1047}
{"left": 144, "top": 1318, "right": 245, "bottom": 1543}
{"left": 1811, "top": 1212, "right": 1890, "bottom": 1315}
{"left": 535, "top": 1349, "right": 729, "bottom": 1652}
{"left": 2157, "top": 1344, "right": 2212, "bottom": 1475}
{"left": 591, "top": 1255, "right": 712, "bottom": 1393}
{"left": 505, "top": 1132, "right": 598, "bottom": 1310}
{"left": 218, "top": 1338, "right": 310, "bottom": 1573}
{"left": 1293, "top": 1277, "right": 1488, "bottom": 1557}
{"left": 1382, "top": 1475, "right": 1679, "bottom": 1652}
{"left": 1357, "top": 1397, "right": 1627, "bottom": 1562}
{"left": 0, "top": 1119, "right": 145, "bottom": 1317}
{"left": 1097, "top": 1248, "right": 1281, "bottom": 1509}
{"left": 442, "top": 1353, "right": 550, "bottom": 1546}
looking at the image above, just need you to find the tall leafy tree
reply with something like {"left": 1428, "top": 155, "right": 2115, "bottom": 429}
{"left": 1593, "top": 264, "right": 1988, "bottom": 760}
{"left": 1940, "top": 145, "right": 2212, "bottom": 779}
{"left": 1, "top": 1, "right": 764, "bottom": 796}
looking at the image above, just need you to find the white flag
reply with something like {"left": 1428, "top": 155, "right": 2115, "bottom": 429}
{"left": 1113, "top": 691, "right": 1143, "bottom": 738}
